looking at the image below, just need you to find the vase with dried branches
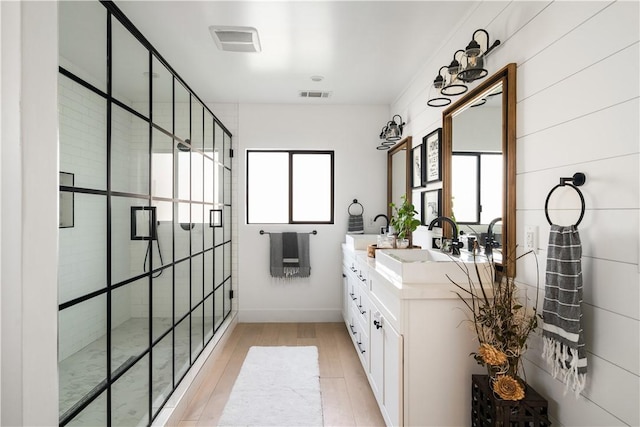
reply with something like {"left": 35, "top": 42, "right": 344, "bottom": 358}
{"left": 450, "top": 245, "right": 541, "bottom": 401}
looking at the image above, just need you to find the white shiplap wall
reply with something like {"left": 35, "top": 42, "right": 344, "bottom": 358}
{"left": 392, "top": 2, "right": 639, "bottom": 426}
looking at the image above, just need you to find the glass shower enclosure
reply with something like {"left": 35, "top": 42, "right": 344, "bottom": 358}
{"left": 57, "top": 1, "right": 233, "bottom": 425}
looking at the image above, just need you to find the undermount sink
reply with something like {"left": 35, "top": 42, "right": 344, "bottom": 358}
{"left": 375, "top": 249, "right": 492, "bottom": 284}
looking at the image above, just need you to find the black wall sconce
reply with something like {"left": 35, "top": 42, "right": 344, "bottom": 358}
{"left": 427, "top": 29, "right": 500, "bottom": 108}
{"left": 377, "top": 114, "right": 405, "bottom": 150}
{"left": 458, "top": 29, "right": 501, "bottom": 83}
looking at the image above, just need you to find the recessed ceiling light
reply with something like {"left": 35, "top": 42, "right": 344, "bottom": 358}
{"left": 209, "top": 26, "right": 261, "bottom": 53}
{"left": 310, "top": 75, "right": 324, "bottom": 82}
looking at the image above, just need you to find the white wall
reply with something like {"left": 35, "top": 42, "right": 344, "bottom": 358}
{"left": 237, "top": 104, "right": 389, "bottom": 322}
{"left": 392, "top": 1, "right": 639, "bottom": 426}
{"left": 0, "top": 1, "right": 59, "bottom": 425}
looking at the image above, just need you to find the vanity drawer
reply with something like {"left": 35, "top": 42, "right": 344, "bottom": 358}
{"left": 349, "top": 304, "right": 369, "bottom": 367}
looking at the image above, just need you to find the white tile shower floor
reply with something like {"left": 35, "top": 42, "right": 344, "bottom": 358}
{"left": 59, "top": 316, "right": 216, "bottom": 426}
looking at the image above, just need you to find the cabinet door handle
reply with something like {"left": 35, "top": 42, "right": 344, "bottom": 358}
{"left": 342, "top": 273, "right": 346, "bottom": 278}
{"left": 349, "top": 292, "right": 357, "bottom": 301}
{"left": 360, "top": 276, "right": 367, "bottom": 283}
{"left": 358, "top": 305, "right": 366, "bottom": 315}
{"left": 349, "top": 324, "right": 357, "bottom": 335}
{"left": 373, "top": 320, "right": 383, "bottom": 329}
{"left": 350, "top": 266, "right": 357, "bottom": 272}
{"left": 357, "top": 341, "right": 366, "bottom": 354}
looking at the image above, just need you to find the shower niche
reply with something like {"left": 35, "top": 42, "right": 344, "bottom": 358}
{"left": 57, "top": 2, "right": 233, "bottom": 425}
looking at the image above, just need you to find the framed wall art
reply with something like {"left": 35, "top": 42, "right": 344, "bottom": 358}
{"left": 411, "top": 144, "right": 425, "bottom": 188}
{"left": 424, "top": 128, "right": 442, "bottom": 183}
{"left": 421, "top": 189, "right": 442, "bottom": 227}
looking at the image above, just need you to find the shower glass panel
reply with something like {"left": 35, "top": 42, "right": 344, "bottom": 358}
{"left": 191, "top": 102, "right": 204, "bottom": 150}
{"left": 191, "top": 203, "right": 204, "bottom": 255}
{"left": 214, "top": 285, "right": 225, "bottom": 330}
{"left": 191, "top": 304, "right": 204, "bottom": 358}
{"left": 58, "top": 294, "right": 107, "bottom": 419}
{"left": 175, "top": 84, "right": 190, "bottom": 141}
{"left": 175, "top": 202, "right": 191, "bottom": 261}
{"left": 152, "top": 130, "right": 174, "bottom": 199}
{"left": 214, "top": 246, "right": 224, "bottom": 287}
{"left": 58, "top": 193, "right": 106, "bottom": 304}
{"left": 58, "top": 1, "right": 106, "bottom": 91}
{"left": 111, "top": 277, "right": 149, "bottom": 371}
{"left": 204, "top": 250, "right": 214, "bottom": 297}
{"left": 59, "top": 75, "right": 107, "bottom": 191}
{"left": 191, "top": 254, "right": 204, "bottom": 308}
{"left": 191, "top": 151, "right": 204, "bottom": 202}
{"left": 58, "top": 2, "right": 233, "bottom": 425}
{"left": 111, "top": 354, "right": 150, "bottom": 426}
{"left": 152, "top": 265, "right": 173, "bottom": 341}
{"left": 152, "top": 332, "right": 173, "bottom": 410}
{"left": 204, "top": 158, "right": 214, "bottom": 204}
{"left": 152, "top": 55, "right": 173, "bottom": 133}
{"left": 66, "top": 391, "right": 107, "bottom": 427}
{"left": 204, "top": 113, "right": 214, "bottom": 154}
{"left": 111, "top": 105, "right": 150, "bottom": 196}
{"left": 174, "top": 318, "right": 191, "bottom": 381}
{"left": 204, "top": 294, "right": 214, "bottom": 342}
{"left": 174, "top": 259, "right": 190, "bottom": 320}
{"left": 112, "top": 19, "right": 149, "bottom": 118}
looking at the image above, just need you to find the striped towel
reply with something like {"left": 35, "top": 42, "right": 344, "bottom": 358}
{"left": 542, "top": 225, "right": 587, "bottom": 396}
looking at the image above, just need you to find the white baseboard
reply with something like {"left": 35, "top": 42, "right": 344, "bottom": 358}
{"left": 238, "top": 308, "right": 342, "bottom": 323}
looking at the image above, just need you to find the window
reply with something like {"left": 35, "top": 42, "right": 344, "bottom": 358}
{"left": 247, "top": 150, "right": 334, "bottom": 224}
{"left": 451, "top": 152, "right": 502, "bottom": 224}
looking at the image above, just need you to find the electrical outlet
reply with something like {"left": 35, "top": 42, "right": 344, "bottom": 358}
{"left": 524, "top": 225, "right": 538, "bottom": 252}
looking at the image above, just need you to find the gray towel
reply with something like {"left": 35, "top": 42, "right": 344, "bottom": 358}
{"left": 269, "top": 233, "right": 310, "bottom": 278}
{"left": 347, "top": 214, "right": 364, "bottom": 234}
{"left": 542, "top": 225, "right": 586, "bottom": 396}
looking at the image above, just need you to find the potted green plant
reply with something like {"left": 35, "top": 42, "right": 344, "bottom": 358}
{"left": 389, "top": 194, "right": 421, "bottom": 248}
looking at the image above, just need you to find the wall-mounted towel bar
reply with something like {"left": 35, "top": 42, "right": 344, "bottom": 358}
{"left": 260, "top": 230, "right": 318, "bottom": 235}
{"left": 545, "top": 172, "right": 586, "bottom": 227}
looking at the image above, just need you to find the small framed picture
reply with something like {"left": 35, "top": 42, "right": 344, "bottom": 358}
{"left": 421, "top": 189, "right": 442, "bottom": 227}
{"left": 424, "top": 128, "right": 442, "bottom": 183}
{"left": 411, "top": 144, "right": 425, "bottom": 188}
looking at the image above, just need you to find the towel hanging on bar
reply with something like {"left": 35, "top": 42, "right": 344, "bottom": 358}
{"left": 347, "top": 199, "right": 364, "bottom": 234}
{"left": 269, "top": 232, "right": 311, "bottom": 278}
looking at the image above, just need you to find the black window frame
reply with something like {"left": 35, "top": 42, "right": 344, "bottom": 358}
{"left": 452, "top": 151, "right": 502, "bottom": 225}
{"left": 246, "top": 150, "right": 335, "bottom": 225}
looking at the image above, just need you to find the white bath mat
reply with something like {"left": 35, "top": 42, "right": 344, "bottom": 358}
{"left": 218, "top": 346, "right": 323, "bottom": 427}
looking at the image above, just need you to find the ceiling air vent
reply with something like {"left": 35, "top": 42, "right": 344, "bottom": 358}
{"left": 299, "top": 91, "right": 332, "bottom": 99}
{"left": 209, "top": 26, "right": 261, "bottom": 53}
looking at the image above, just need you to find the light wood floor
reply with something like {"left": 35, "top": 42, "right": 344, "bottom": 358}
{"left": 174, "top": 322, "right": 386, "bottom": 427}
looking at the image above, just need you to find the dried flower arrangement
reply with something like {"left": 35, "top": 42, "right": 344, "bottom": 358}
{"left": 450, "top": 245, "right": 541, "bottom": 401}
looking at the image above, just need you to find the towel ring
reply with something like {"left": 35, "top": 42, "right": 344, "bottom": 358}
{"left": 348, "top": 199, "right": 364, "bottom": 216}
{"left": 544, "top": 173, "right": 586, "bottom": 227}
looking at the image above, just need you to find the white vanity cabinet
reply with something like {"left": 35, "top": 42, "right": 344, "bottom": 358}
{"left": 342, "top": 248, "right": 372, "bottom": 368}
{"left": 342, "top": 245, "right": 486, "bottom": 427}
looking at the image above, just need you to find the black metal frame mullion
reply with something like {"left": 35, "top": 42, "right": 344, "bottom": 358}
{"left": 106, "top": 10, "right": 113, "bottom": 427}
{"left": 147, "top": 48, "right": 154, "bottom": 424}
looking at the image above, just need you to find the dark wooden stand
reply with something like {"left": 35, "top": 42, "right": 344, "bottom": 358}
{"left": 472, "top": 374, "right": 551, "bottom": 426}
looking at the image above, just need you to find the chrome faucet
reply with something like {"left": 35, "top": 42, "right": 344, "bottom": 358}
{"left": 374, "top": 214, "right": 389, "bottom": 234}
{"left": 485, "top": 217, "right": 502, "bottom": 257}
{"left": 428, "top": 216, "right": 462, "bottom": 256}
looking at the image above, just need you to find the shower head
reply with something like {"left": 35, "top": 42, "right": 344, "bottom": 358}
{"left": 177, "top": 139, "right": 191, "bottom": 152}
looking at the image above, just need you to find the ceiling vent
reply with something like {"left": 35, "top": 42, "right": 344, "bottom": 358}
{"left": 209, "top": 26, "right": 261, "bottom": 53}
{"left": 299, "top": 90, "right": 332, "bottom": 99}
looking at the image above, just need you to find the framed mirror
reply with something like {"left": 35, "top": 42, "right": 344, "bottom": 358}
{"left": 387, "top": 136, "right": 412, "bottom": 218}
{"left": 442, "top": 63, "right": 516, "bottom": 275}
